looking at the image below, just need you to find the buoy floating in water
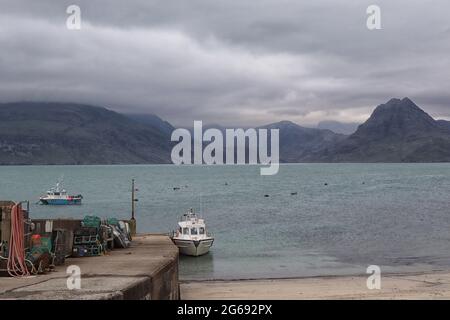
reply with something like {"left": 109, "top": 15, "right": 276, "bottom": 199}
{"left": 264, "top": 194, "right": 269, "bottom": 197}
{"left": 290, "top": 192, "right": 297, "bottom": 195}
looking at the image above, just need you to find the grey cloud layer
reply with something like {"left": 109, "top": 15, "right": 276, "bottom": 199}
{"left": 0, "top": 0, "right": 449, "bottom": 126}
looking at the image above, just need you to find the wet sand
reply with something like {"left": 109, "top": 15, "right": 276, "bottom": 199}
{"left": 180, "top": 270, "right": 450, "bottom": 300}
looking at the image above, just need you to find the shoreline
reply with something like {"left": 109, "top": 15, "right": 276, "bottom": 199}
{"left": 180, "top": 266, "right": 450, "bottom": 283}
{"left": 180, "top": 269, "right": 450, "bottom": 300}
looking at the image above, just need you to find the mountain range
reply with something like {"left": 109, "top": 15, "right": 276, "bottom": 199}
{"left": 1, "top": 98, "right": 449, "bottom": 164}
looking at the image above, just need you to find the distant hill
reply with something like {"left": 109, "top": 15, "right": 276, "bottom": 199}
{"left": 317, "top": 98, "right": 450, "bottom": 162}
{"left": 0, "top": 102, "right": 172, "bottom": 165}
{"left": 258, "top": 121, "right": 346, "bottom": 162}
{"left": 180, "top": 120, "right": 346, "bottom": 163}
{"left": 317, "top": 120, "right": 359, "bottom": 135}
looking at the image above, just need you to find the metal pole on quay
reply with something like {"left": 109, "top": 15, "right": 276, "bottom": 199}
{"left": 129, "top": 179, "right": 138, "bottom": 237}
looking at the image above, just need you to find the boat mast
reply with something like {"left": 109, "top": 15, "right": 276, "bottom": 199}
{"left": 200, "top": 193, "right": 203, "bottom": 218}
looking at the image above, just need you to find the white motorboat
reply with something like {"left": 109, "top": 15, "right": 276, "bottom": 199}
{"left": 171, "top": 208, "right": 214, "bottom": 257}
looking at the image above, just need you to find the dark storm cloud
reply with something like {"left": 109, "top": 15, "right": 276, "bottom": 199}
{"left": 0, "top": 0, "right": 449, "bottom": 126}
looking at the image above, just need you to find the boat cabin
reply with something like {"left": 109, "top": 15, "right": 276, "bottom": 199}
{"left": 178, "top": 225, "right": 206, "bottom": 236}
{"left": 175, "top": 209, "right": 209, "bottom": 238}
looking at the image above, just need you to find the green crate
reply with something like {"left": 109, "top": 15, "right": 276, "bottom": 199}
{"left": 74, "top": 235, "right": 99, "bottom": 245}
{"left": 82, "top": 215, "right": 101, "bottom": 228}
{"left": 40, "top": 236, "right": 52, "bottom": 252}
{"left": 106, "top": 217, "right": 119, "bottom": 226}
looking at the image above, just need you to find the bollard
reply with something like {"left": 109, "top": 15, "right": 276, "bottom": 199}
{"left": 129, "top": 218, "right": 137, "bottom": 238}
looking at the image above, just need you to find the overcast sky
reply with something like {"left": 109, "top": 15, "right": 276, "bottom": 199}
{"left": 0, "top": 0, "right": 449, "bottom": 126}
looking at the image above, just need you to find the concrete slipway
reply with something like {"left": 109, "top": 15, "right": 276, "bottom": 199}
{"left": 0, "top": 235, "right": 179, "bottom": 300}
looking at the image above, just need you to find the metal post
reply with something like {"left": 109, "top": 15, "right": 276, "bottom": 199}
{"left": 131, "top": 179, "right": 135, "bottom": 220}
{"left": 130, "top": 179, "right": 137, "bottom": 237}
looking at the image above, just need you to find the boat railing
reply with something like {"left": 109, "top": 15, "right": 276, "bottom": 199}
{"left": 181, "top": 213, "right": 199, "bottom": 220}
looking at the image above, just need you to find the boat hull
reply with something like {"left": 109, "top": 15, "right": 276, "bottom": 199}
{"left": 40, "top": 198, "right": 82, "bottom": 205}
{"left": 172, "top": 238, "right": 214, "bottom": 256}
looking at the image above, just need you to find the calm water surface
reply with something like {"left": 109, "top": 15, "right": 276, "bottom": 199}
{"left": 1, "top": 164, "right": 450, "bottom": 280}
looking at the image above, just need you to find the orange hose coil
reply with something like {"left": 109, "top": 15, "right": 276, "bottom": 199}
{"left": 7, "top": 203, "right": 30, "bottom": 277}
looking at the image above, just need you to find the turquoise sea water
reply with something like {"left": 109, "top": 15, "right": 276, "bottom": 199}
{"left": 1, "top": 164, "right": 450, "bottom": 280}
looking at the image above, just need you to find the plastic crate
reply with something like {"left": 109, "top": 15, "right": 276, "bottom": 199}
{"left": 74, "top": 227, "right": 98, "bottom": 236}
{"left": 106, "top": 217, "right": 119, "bottom": 226}
{"left": 74, "top": 234, "right": 100, "bottom": 245}
{"left": 82, "top": 216, "right": 101, "bottom": 228}
{"left": 72, "top": 244, "right": 103, "bottom": 257}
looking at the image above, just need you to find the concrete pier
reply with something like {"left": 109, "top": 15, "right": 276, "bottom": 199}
{"left": 0, "top": 234, "right": 179, "bottom": 300}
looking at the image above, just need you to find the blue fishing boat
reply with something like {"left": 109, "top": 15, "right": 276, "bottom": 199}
{"left": 39, "top": 181, "right": 83, "bottom": 205}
